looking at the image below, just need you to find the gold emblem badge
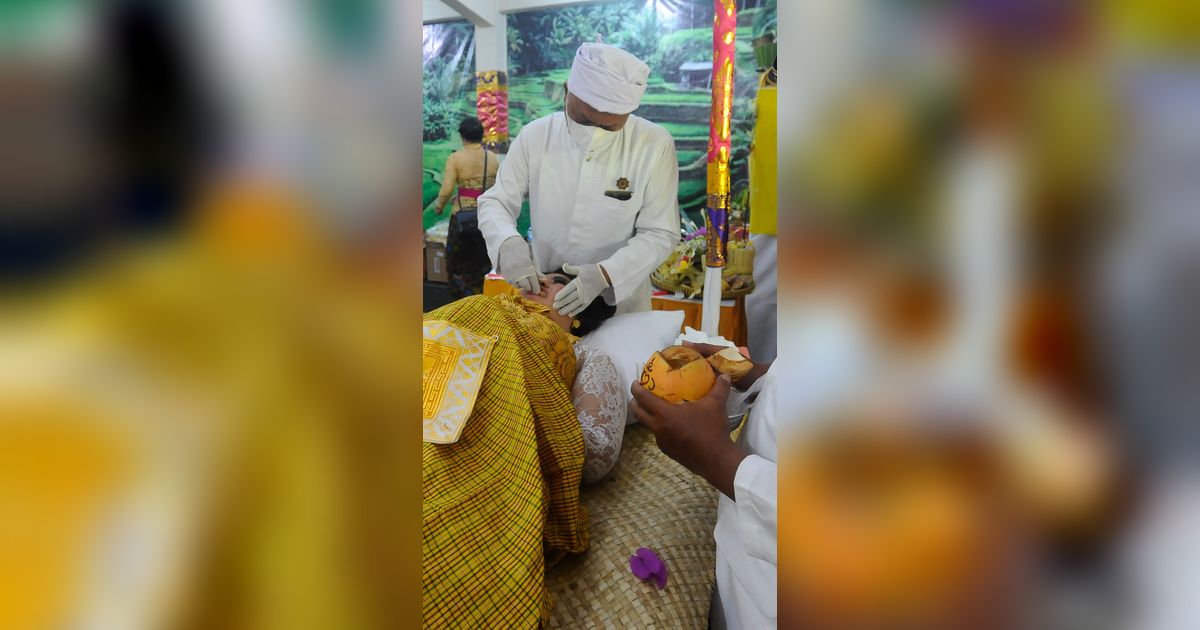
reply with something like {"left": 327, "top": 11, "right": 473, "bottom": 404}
{"left": 616, "top": 177, "right": 630, "bottom": 190}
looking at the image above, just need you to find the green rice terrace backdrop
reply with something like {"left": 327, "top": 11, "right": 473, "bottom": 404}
{"left": 422, "top": 0, "right": 776, "bottom": 233}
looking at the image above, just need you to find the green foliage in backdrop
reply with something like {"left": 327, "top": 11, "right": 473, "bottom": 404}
{"left": 423, "top": 0, "right": 775, "bottom": 233}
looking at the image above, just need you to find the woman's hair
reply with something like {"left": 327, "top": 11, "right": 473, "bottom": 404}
{"left": 458, "top": 117, "right": 484, "bottom": 143}
{"left": 548, "top": 273, "right": 616, "bottom": 336}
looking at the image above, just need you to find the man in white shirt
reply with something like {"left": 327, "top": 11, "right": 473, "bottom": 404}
{"left": 478, "top": 43, "right": 680, "bottom": 316}
{"left": 630, "top": 344, "right": 777, "bottom": 629}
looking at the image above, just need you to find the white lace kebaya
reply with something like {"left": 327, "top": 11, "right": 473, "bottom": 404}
{"left": 571, "top": 344, "right": 626, "bottom": 484}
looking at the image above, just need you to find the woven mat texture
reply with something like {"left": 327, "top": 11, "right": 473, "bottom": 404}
{"left": 546, "top": 424, "right": 719, "bottom": 628}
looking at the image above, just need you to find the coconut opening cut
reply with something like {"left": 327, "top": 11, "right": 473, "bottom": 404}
{"left": 660, "top": 346, "right": 704, "bottom": 369}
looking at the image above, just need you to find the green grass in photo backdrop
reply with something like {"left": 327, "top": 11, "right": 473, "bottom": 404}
{"left": 423, "top": 0, "right": 773, "bottom": 233}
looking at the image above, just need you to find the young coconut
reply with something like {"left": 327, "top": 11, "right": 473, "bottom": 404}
{"left": 707, "top": 347, "right": 754, "bottom": 380}
{"left": 640, "top": 345, "right": 753, "bottom": 403}
{"left": 996, "top": 394, "right": 1115, "bottom": 538}
{"left": 640, "top": 346, "right": 716, "bottom": 403}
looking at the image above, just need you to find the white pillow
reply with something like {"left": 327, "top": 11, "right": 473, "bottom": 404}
{"left": 577, "top": 310, "right": 684, "bottom": 405}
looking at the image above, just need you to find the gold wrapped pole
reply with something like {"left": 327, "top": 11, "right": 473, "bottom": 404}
{"left": 475, "top": 70, "right": 509, "bottom": 153}
{"left": 702, "top": 0, "right": 737, "bottom": 336}
{"left": 705, "top": 0, "right": 737, "bottom": 268}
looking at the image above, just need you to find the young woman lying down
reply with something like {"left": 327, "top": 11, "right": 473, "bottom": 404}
{"left": 422, "top": 272, "right": 625, "bottom": 628}
{"left": 527, "top": 273, "right": 627, "bottom": 483}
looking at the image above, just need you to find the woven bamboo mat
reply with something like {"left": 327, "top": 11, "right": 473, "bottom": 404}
{"left": 546, "top": 424, "right": 719, "bottom": 628}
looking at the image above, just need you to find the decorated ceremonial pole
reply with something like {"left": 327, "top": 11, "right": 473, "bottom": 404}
{"left": 476, "top": 70, "right": 510, "bottom": 154}
{"left": 702, "top": 0, "right": 737, "bottom": 336}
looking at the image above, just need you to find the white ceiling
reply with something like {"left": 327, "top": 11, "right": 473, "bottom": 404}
{"left": 423, "top": 0, "right": 628, "bottom": 25}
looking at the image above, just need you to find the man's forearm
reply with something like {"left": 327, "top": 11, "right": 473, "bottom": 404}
{"left": 703, "top": 441, "right": 749, "bottom": 500}
{"left": 600, "top": 228, "right": 676, "bottom": 302}
{"left": 478, "top": 199, "right": 522, "bottom": 266}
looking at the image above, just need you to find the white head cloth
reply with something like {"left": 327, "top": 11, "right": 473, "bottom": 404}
{"left": 566, "top": 43, "right": 650, "bottom": 115}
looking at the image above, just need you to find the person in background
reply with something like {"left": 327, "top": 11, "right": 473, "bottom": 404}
{"left": 433, "top": 117, "right": 499, "bottom": 298}
{"left": 478, "top": 43, "right": 680, "bottom": 317}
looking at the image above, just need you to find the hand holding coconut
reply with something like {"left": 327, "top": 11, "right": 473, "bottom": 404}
{"left": 636, "top": 344, "right": 763, "bottom": 402}
{"left": 631, "top": 373, "right": 747, "bottom": 499}
{"left": 631, "top": 343, "right": 762, "bottom": 499}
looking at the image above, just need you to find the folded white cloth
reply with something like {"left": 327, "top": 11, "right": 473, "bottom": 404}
{"left": 674, "top": 326, "right": 737, "bottom": 349}
{"left": 566, "top": 43, "right": 649, "bottom": 114}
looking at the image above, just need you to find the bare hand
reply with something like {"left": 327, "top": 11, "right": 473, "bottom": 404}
{"left": 630, "top": 375, "right": 747, "bottom": 499}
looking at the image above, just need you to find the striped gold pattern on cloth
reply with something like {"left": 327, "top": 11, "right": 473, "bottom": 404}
{"left": 422, "top": 295, "right": 587, "bottom": 628}
{"left": 422, "top": 320, "right": 497, "bottom": 444}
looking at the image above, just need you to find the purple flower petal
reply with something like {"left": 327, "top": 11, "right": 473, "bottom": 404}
{"left": 629, "top": 554, "right": 652, "bottom": 580}
{"left": 654, "top": 563, "right": 669, "bottom": 590}
{"left": 636, "top": 548, "right": 663, "bottom": 575}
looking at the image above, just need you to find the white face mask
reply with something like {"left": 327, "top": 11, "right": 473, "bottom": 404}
{"left": 590, "top": 125, "right": 617, "bottom": 142}
{"left": 565, "top": 110, "right": 593, "bottom": 151}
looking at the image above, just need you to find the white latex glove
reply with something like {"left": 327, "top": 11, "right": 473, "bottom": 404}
{"left": 498, "top": 236, "right": 540, "bottom": 294}
{"left": 553, "top": 263, "right": 610, "bottom": 318}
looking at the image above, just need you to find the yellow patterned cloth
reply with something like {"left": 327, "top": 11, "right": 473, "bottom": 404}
{"left": 422, "top": 295, "right": 587, "bottom": 628}
{"left": 500, "top": 294, "right": 579, "bottom": 386}
{"left": 422, "top": 320, "right": 497, "bottom": 444}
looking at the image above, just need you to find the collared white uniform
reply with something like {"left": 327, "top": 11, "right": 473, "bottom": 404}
{"left": 711, "top": 365, "right": 778, "bottom": 630}
{"left": 478, "top": 112, "right": 680, "bottom": 314}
